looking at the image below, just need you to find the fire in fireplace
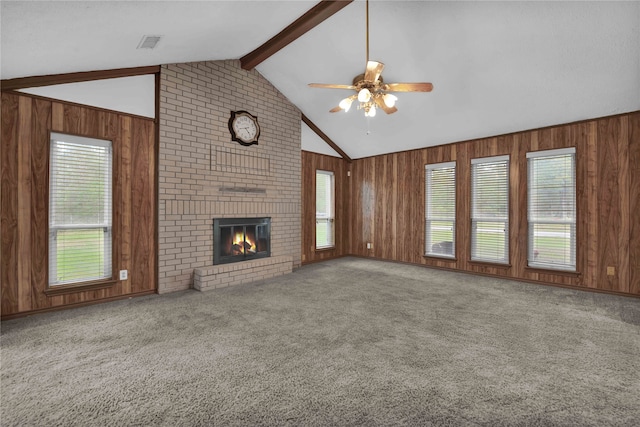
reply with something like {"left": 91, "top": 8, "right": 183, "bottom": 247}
{"left": 213, "top": 217, "right": 271, "bottom": 264}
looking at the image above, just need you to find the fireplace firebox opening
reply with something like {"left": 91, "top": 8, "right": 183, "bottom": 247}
{"left": 213, "top": 217, "right": 271, "bottom": 265}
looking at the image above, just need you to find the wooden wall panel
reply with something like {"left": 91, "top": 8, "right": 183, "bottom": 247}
{"left": 348, "top": 157, "right": 362, "bottom": 256}
{"left": 301, "top": 151, "right": 348, "bottom": 264}
{"left": 30, "top": 98, "right": 51, "bottom": 310}
{"left": 584, "top": 121, "right": 599, "bottom": 289}
{"left": 571, "top": 122, "right": 588, "bottom": 288}
{"left": 374, "top": 156, "right": 391, "bottom": 260}
{"left": 345, "top": 111, "right": 639, "bottom": 296}
{"left": 1, "top": 93, "right": 20, "bottom": 315}
{"left": 301, "top": 152, "right": 314, "bottom": 260}
{"left": 511, "top": 133, "right": 527, "bottom": 277}
{"left": 394, "top": 151, "right": 422, "bottom": 264}
{"left": 394, "top": 153, "right": 407, "bottom": 262}
{"left": 131, "top": 119, "right": 156, "bottom": 293}
{"left": 52, "top": 102, "right": 63, "bottom": 130}
{"left": 629, "top": 113, "right": 640, "bottom": 295}
{"left": 596, "top": 117, "right": 625, "bottom": 292}
{"left": 354, "top": 157, "right": 377, "bottom": 258}
{"left": 120, "top": 117, "right": 133, "bottom": 295}
{"left": 617, "top": 117, "right": 630, "bottom": 293}
{"left": 454, "top": 142, "right": 470, "bottom": 271}
{"left": 412, "top": 150, "right": 428, "bottom": 265}
{"left": 17, "top": 97, "right": 33, "bottom": 312}
{"left": 1, "top": 92, "right": 157, "bottom": 317}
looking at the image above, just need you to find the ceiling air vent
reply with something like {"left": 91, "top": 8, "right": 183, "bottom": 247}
{"left": 137, "top": 35, "right": 162, "bottom": 50}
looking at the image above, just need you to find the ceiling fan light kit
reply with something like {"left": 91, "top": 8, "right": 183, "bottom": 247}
{"left": 357, "top": 88, "right": 371, "bottom": 103}
{"left": 308, "top": 0, "right": 433, "bottom": 118}
{"left": 338, "top": 97, "right": 354, "bottom": 112}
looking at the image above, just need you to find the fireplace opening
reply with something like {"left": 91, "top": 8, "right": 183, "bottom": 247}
{"left": 213, "top": 217, "right": 271, "bottom": 264}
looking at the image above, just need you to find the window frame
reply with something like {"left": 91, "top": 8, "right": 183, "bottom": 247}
{"left": 470, "top": 154, "right": 510, "bottom": 264}
{"left": 315, "top": 169, "right": 335, "bottom": 250}
{"left": 48, "top": 132, "right": 115, "bottom": 290}
{"left": 424, "top": 161, "right": 456, "bottom": 259}
{"left": 526, "top": 147, "right": 577, "bottom": 272}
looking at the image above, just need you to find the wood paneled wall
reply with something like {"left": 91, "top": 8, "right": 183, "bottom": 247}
{"left": 1, "top": 92, "right": 156, "bottom": 317}
{"left": 302, "top": 112, "right": 639, "bottom": 296}
{"left": 301, "top": 152, "right": 350, "bottom": 263}
{"left": 630, "top": 113, "right": 640, "bottom": 295}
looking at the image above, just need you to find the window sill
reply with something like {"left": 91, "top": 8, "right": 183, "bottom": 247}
{"left": 423, "top": 255, "right": 457, "bottom": 262}
{"left": 44, "top": 278, "right": 118, "bottom": 296}
{"left": 468, "top": 260, "right": 512, "bottom": 269}
{"left": 524, "top": 267, "right": 581, "bottom": 277}
{"left": 315, "top": 246, "right": 336, "bottom": 252}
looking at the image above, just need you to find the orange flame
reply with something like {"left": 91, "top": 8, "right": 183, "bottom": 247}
{"left": 232, "top": 231, "right": 256, "bottom": 254}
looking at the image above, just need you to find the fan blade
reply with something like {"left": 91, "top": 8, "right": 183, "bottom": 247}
{"left": 374, "top": 96, "right": 398, "bottom": 114}
{"left": 309, "top": 83, "right": 356, "bottom": 90}
{"left": 329, "top": 106, "right": 343, "bottom": 113}
{"left": 364, "top": 60, "right": 385, "bottom": 82}
{"left": 383, "top": 82, "right": 433, "bottom": 92}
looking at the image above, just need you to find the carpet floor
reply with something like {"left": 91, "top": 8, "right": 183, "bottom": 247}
{"left": 2, "top": 257, "right": 639, "bottom": 426}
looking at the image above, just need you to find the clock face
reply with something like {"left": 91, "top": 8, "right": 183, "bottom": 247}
{"left": 233, "top": 115, "right": 257, "bottom": 141}
{"left": 229, "top": 111, "right": 260, "bottom": 146}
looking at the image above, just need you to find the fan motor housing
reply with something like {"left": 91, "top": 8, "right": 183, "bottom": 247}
{"left": 353, "top": 74, "right": 383, "bottom": 90}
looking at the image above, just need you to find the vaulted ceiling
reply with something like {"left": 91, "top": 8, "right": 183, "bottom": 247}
{"left": 2, "top": 1, "right": 639, "bottom": 159}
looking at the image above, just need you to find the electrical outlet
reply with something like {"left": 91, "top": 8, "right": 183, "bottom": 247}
{"left": 119, "top": 270, "right": 128, "bottom": 281}
{"left": 607, "top": 266, "right": 615, "bottom": 276}
{"left": 367, "top": 243, "right": 372, "bottom": 250}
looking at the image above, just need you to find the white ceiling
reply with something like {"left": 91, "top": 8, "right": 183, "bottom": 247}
{"left": 2, "top": 1, "right": 639, "bottom": 159}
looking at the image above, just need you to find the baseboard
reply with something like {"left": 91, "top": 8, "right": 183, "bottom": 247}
{"left": 1, "top": 290, "right": 157, "bottom": 321}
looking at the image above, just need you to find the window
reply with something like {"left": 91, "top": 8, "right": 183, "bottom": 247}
{"left": 49, "top": 133, "right": 113, "bottom": 286}
{"left": 527, "top": 148, "right": 576, "bottom": 271}
{"left": 471, "top": 155, "right": 509, "bottom": 263}
{"left": 316, "top": 170, "right": 335, "bottom": 249}
{"left": 425, "top": 162, "right": 456, "bottom": 257}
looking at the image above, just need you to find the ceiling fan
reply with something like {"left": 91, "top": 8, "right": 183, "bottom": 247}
{"left": 308, "top": 0, "right": 433, "bottom": 117}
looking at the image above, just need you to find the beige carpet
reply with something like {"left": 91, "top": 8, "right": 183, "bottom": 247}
{"left": 2, "top": 257, "right": 639, "bottom": 426}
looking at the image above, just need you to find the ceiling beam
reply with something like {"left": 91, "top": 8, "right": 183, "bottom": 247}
{"left": 240, "top": 0, "right": 353, "bottom": 70}
{"left": 1, "top": 65, "right": 160, "bottom": 91}
{"left": 302, "top": 114, "right": 352, "bottom": 162}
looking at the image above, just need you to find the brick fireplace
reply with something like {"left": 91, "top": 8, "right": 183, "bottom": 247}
{"left": 158, "top": 60, "right": 301, "bottom": 293}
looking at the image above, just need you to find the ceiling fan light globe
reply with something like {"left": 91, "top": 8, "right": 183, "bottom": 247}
{"left": 358, "top": 88, "right": 371, "bottom": 102}
{"left": 368, "top": 105, "right": 377, "bottom": 117}
{"left": 383, "top": 93, "right": 398, "bottom": 108}
{"left": 339, "top": 97, "right": 353, "bottom": 112}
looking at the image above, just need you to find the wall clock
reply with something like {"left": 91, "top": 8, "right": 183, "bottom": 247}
{"left": 228, "top": 110, "right": 260, "bottom": 146}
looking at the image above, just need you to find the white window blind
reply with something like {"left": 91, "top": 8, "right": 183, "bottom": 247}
{"left": 425, "top": 162, "right": 456, "bottom": 257}
{"left": 49, "top": 133, "right": 113, "bottom": 286}
{"left": 527, "top": 148, "right": 576, "bottom": 271}
{"left": 471, "top": 155, "right": 509, "bottom": 263}
{"left": 316, "top": 170, "right": 335, "bottom": 249}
